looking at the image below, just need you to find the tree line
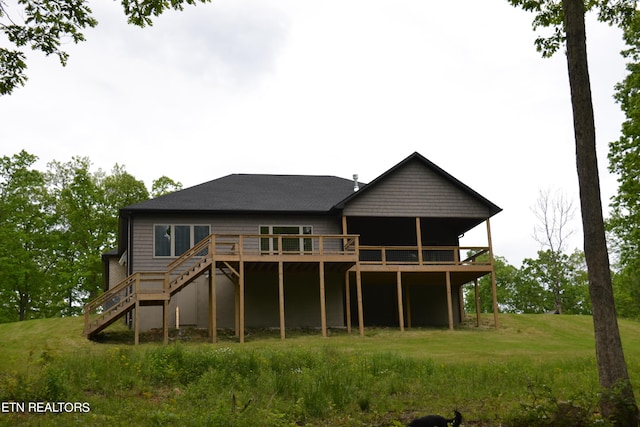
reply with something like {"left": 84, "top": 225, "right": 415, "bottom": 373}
{"left": 2, "top": 149, "right": 635, "bottom": 322}
{"left": 469, "top": 192, "right": 639, "bottom": 320}
{"left": 0, "top": 150, "right": 181, "bottom": 322}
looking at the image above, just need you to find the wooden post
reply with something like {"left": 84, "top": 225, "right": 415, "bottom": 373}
{"left": 345, "top": 271, "right": 352, "bottom": 334}
{"left": 163, "top": 300, "right": 169, "bottom": 345}
{"left": 458, "top": 285, "right": 465, "bottom": 323}
{"left": 486, "top": 218, "right": 500, "bottom": 329}
{"left": 405, "top": 285, "right": 412, "bottom": 329}
{"left": 239, "top": 259, "right": 245, "bottom": 344}
{"left": 319, "top": 261, "right": 327, "bottom": 337}
{"left": 163, "top": 263, "right": 170, "bottom": 345}
{"left": 234, "top": 282, "right": 240, "bottom": 337}
{"left": 445, "top": 271, "right": 454, "bottom": 331}
{"left": 474, "top": 279, "right": 481, "bottom": 327}
{"left": 356, "top": 266, "right": 364, "bottom": 336}
{"left": 415, "top": 217, "right": 423, "bottom": 264}
{"left": 490, "top": 270, "right": 499, "bottom": 329}
{"left": 278, "top": 261, "right": 285, "bottom": 340}
{"left": 134, "top": 299, "right": 140, "bottom": 345}
{"left": 342, "top": 216, "right": 353, "bottom": 335}
{"left": 209, "top": 265, "right": 217, "bottom": 343}
{"left": 396, "top": 271, "right": 404, "bottom": 332}
{"left": 209, "top": 236, "right": 217, "bottom": 343}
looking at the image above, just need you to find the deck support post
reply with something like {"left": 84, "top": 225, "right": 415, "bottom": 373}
{"left": 208, "top": 264, "right": 217, "bottom": 343}
{"left": 278, "top": 261, "right": 285, "bottom": 340}
{"left": 239, "top": 260, "right": 245, "bottom": 343}
{"left": 446, "top": 271, "right": 454, "bottom": 331}
{"left": 234, "top": 283, "right": 240, "bottom": 337}
{"left": 134, "top": 300, "right": 140, "bottom": 345}
{"left": 342, "top": 216, "right": 353, "bottom": 334}
{"left": 486, "top": 218, "right": 500, "bottom": 329}
{"left": 356, "top": 265, "right": 364, "bottom": 336}
{"left": 345, "top": 271, "right": 352, "bottom": 334}
{"left": 490, "top": 269, "right": 499, "bottom": 329}
{"left": 162, "top": 299, "right": 169, "bottom": 345}
{"left": 396, "top": 271, "right": 404, "bottom": 332}
{"left": 458, "top": 285, "right": 465, "bottom": 323}
{"left": 474, "top": 279, "right": 481, "bottom": 327}
{"left": 405, "top": 285, "right": 412, "bottom": 328}
{"left": 319, "top": 261, "right": 327, "bottom": 337}
{"left": 415, "top": 217, "right": 423, "bottom": 264}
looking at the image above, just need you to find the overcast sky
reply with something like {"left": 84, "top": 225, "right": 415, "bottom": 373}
{"left": 0, "top": 0, "right": 628, "bottom": 266}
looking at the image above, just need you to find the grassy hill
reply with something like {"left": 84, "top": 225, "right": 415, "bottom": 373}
{"left": 0, "top": 314, "right": 638, "bottom": 426}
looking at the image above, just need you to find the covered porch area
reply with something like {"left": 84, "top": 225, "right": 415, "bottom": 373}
{"left": 345, "top": 266, "right": 494, "bottom": 333}
{"left": 341, "top": 215, "right": 500, "bottom": 334}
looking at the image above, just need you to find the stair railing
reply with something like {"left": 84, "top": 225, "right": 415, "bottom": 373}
{"left": 164, "top": 234, "right": 213, "bottom": 292}
{"left": 84, "top": 273, "right": 140, "bottom": 335}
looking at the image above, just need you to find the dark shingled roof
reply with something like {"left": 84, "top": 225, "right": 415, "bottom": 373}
{"left": 122, "top": 174, "right": 360, "bottom": 214}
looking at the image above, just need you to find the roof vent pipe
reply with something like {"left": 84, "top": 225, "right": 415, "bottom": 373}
{"left": 353, "top": 174, "right": 359, "bottom": 192}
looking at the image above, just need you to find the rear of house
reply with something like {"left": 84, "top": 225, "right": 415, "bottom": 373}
{"left": 92, "top": 152, "right": 502, "bottom": 343}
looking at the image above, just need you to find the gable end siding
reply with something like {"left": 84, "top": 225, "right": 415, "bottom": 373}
{"left": 342, "top": 160, "right": 492, "bottom": 218}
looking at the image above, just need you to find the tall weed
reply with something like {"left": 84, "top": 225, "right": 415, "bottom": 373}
{"left": 0, "top": 318, "right": 637, "bottom": 426}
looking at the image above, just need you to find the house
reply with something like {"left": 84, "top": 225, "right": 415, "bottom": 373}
{"left": 86, "top": 152, "right": 502, "bottom": 344}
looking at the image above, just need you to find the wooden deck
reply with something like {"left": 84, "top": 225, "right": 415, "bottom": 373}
{"left": 85, "top": 233, "right": 499, "bottom": 344}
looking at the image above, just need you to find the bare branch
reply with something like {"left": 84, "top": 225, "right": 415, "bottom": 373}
{"left": 531, "top": 186, "right": 576, "bottom": 253}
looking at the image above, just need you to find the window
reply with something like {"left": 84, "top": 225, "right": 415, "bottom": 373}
{"left": 154, "top": 224, "right": 211, "bottom": 257}
{"left": 260, "top": 225, "right": 312, "bottom": 253}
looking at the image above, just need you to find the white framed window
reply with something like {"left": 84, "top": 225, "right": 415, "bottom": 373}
{"left": 154, "top": 224, "right": 210, "bottom": 257}
{"left": 260, "top": 225, "right": 313, "bottom": 253}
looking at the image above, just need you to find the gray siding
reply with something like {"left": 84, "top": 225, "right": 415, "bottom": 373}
{"left": 343, "top": 160, "right": 492, "bottom": 218}
{"left": 107, "top": 258, "right": 127, "bottom": 290}
{"left": 129, "top": 213, "right": 346, "bottom": 331}
{"left": 137, "top": 270, "right": 346, "bottom": 330}
{"left": 130, "top": 214, "right": 343, "bottom": 274}
{"left": 138, "top": 275, "right": 237, "bottom": 330}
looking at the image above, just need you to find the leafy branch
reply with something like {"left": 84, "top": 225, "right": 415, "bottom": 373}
{"left": 0, "top": 0, "right": 210, "bottom": 95}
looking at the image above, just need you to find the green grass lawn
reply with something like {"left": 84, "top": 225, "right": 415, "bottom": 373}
{"left": 0, "top": 314, "right": 638, "bottom": 426}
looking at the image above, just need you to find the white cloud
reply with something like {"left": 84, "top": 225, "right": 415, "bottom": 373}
{"left": 0, "top": 0, "right": 629, "bottom": 266}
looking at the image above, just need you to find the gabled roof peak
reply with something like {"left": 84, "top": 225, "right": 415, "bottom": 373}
{"left": 121, "top": 152, "right": 500, "bottom": 217}
{"left": 333, "top": 152, "right": 502, "bottom": 216}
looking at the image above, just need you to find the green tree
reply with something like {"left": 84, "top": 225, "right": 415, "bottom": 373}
{"left": 506, "top": 0, "right": 637, "bottom": 423}
{"left": 612, "top": 267, "right": 640, "bottom": 319}
{"left": 609, "top": 10, "right": 640, "bottom": 321}
{"left": 517, "top": 250, "right": 590, "bottom": 314}
{"left": 471, "top": 251, "right": 590, "bottom": 315}
{"left": 0, "top": 150, "right": 171, "bottom": 321}
{"left": 103, "top": 163, "right": 150, "bottom": 247}
{"left": 151, "top": 175, "right": 183, "bottom": 198}
{"left": 0, "top": 151, "right": 56, "bottom": 321}
{"left": 0, "top": 0, "right": 211, "bottom": 95}
{"left": 47, "top": 159, "right": 149, "bottom": 311}
{"left": 47, "top": 157, "right": 108, "bottom": 313}
{"left": 465, "top": 255, "right": 518, "bottom": 313}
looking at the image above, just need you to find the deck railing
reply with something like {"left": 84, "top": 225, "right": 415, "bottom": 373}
{"left": 359, "top": 245, "right": 490, "bottom": 266}
{"left": 205, "top": 234, "right": 360, "bottom": 257}
{"left": 160, "top": 234, "right": 487, "bottom": 266}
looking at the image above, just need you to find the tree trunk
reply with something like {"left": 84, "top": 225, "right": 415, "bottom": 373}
{"left": 562, "top": 0, "right": 638, "bottom": 424}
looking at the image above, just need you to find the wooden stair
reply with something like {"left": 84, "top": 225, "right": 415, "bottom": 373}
{"left": 84, "top": 236, "right": 214, "bottom": 339}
